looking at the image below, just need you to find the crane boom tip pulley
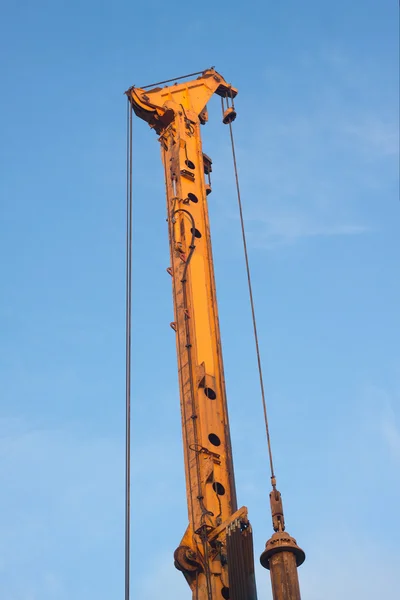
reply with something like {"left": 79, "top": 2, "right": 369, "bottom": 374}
{"left": 126, "top": 68, "right": 237, "bottom": 134}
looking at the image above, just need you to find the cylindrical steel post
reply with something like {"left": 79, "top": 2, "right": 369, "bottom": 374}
{"left": 268, "top": 550, "right": 301, "bottom": 600}
{"left": 260, "top": 531, "right": 305, "bottom": 600}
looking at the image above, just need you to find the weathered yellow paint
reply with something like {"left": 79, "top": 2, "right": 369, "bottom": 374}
{"left": 127, "top": 69, "right": 249, "bottom": 600}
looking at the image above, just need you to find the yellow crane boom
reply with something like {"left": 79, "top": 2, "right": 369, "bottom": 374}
{"left": 126, "top": 68, "right": 304, "bottom": 600}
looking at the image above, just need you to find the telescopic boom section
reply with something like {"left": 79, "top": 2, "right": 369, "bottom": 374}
{"left": 127, "top": 69, "right": 257, "bottom": 600}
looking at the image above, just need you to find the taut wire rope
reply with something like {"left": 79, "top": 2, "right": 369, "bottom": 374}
{"left": 125, "top": 97, "right": 133, "bottom": 600}
{"left": 223, "top": 97, "right": 277, "bottom": 486}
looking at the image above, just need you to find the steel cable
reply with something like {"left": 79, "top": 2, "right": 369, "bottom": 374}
{"left": 125, "top": 97, "right": 133, "bottom": 600}
{"left": 224, "top": 102, "right": 276, "bottom": 484}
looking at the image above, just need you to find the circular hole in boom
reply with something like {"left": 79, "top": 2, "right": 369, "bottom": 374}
{"left": 212, "top": 482, "right": 226, "bottom": 496}
{"left": 221, "top": 588, "right": 230, "bottom": 600}
{"left": 185, "top": 159, "right": 195, "bottom": 169}
{"left": 204, "top": 387, "right": 216, "bottom": 400}
{"left": 187, "top": 193, "right": 198, "bottom": 203}
{"left": 208, "top": 433, "right": 221, "bottom": 447}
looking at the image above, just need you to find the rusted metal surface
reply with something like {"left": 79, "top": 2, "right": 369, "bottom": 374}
{"left": 260, "top": 530, "right": 305, "bottom": 600}
{"left": 270, "top": 487, "right": 285, "bottom": 533}
{"left": 268, "top": 550, "right": 302, "bottom": 600}
{"left": 174, "top": 545, "right": 202, "bottom": 573}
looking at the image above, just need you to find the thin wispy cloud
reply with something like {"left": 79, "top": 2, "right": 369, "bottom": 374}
{"left": 245, "top": 214, "right": 371, "bottom": 247}
{"left": 0, "top": 419, "right": 124, "bottom": 600}
{"left": 0, "top": 417, "right": 188, "bottom": 599}
{"left": 343, "top": 118, "right": 399, "bottom": 158}
{"left": 381, "top": 402, "right": 400, "bottom": 462}
{"left": 298, "top": 527, "right": 399, "bottom": 600}
{"left": 210, "top": 49, "right": 398, "bottom": 247}
{"left": 362, "top": 383, "right": 400, "bottom": 468}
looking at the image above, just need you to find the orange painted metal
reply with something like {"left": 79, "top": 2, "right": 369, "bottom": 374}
{"left": 127, "top": 69, "right": 255, "bottom": 600}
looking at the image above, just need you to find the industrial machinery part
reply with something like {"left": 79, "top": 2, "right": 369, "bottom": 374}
{"left": 126, "top": 67, "right": 304, "bottom": 600}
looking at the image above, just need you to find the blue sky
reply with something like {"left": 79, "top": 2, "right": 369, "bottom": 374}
{"left": 0, "top": 1, "right": 399, "bottom": 598}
